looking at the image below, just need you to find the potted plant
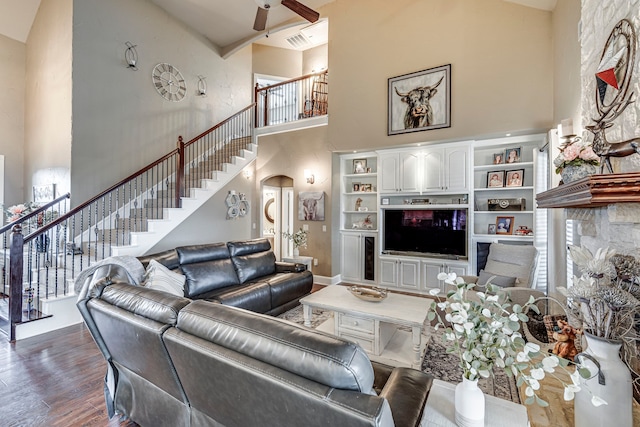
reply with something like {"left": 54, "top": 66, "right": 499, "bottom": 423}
{"left": 282, "top": 227, "right": 308, "bottom": 257}
{"left": 564, "top": 245, "right": 640, "bottom": 425}
{"left": 428, "top": 273, "right": 603, "bottom": 426}
{"left": 553, "top": 137, "right": 600, "bottom": 184}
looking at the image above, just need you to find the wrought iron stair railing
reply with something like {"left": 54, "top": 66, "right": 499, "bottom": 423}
{"left": 1, "top": 104, "right": 255, "bottom": 341}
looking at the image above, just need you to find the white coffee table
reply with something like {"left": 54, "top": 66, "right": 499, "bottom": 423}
{"left": 424, "top": 379, "right": 529, "bottom": 427}
{"left": 299, "top": 285, "right": 431, "bottom": 368}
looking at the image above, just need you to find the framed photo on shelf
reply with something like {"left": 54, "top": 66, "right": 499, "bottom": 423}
{"left": 353, "top": 159, "right": 367, "bottom": 174}
{"left": 352, "top": 183, "right": 361, "bottom": 192}
{"left": 496, "top": 216, "right": 514, "bottom": 235}
{"left": 504, "top": 147, "right": 522, "bottom": 164}
{"left": 388, "top": 64, "right": 451, "bottom": 135}
{"left": 362, "top": 183, "right": 373, "bottom": 192}
{"left": 488, "top": 223, "right": 497, "bottom": 234}
{"left": 487, "top": 171, "right": 504, "bottom": 188}
{"left": 493, "top": 153, "right": 504, "bottom": 164}
{"left": 506, "top": 169, "right": 524, "bottom": 187}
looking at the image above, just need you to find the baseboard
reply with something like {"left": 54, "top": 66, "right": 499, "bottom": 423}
{"left": 313, "top": 274, "right": 341, "bottom": 286}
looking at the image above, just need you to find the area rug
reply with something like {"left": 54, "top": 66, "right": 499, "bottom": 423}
{"left": 278, "top": 305, "right": 521, "bottom": 404}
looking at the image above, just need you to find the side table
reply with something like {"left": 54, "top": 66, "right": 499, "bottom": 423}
{"left": 424, "top": 379, "right": 529, "bottom": 427}
{"left": 282, "top": 255, "right": 313, "bottom": 273}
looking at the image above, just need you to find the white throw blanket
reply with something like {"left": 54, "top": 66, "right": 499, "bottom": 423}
{"left": 74, "top": 255, "right": 146, "bottom": 294}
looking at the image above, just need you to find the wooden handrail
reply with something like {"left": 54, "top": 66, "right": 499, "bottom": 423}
{"left": 254, "top": 70, "right": 327, "bottom": 95}
{"left": 184, "top": 103, "right": 256, "bottom": 146}
{"left": 0, "top": 193, "right": 71, "bottom": 235}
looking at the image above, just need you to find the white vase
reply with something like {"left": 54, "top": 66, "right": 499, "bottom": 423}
{"left": 293, "top": 247, "right": 299, "bottom": 257}
{"left": 560, "top": 163, "right": 597, "bottom": 184}
{"left": 574, "top": 332, "right": 633, "bottom": 427}
{"left": 455, "top": 376, "right": 485, "bottom": 427}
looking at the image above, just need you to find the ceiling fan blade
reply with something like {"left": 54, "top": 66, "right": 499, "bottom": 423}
{"left": 253, "top": 6, "right": 269, "bottom": 31}
{"left": 281, "top": 0, "right": 320, "bottom": 23}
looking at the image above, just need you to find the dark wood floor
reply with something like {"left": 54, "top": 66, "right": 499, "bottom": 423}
{"left": 0, "top": 323, "right": 135, "bottom": 426}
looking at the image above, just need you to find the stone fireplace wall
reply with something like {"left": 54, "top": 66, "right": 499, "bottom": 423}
{"left": 574, "top": 1, "right": 640, "bottom": 256}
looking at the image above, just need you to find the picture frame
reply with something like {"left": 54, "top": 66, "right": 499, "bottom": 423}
{"left": 353, "top": 159, "right": 367, "bottom": 174}
{"left": 505, "top": 169, "right": 525, "bottom": 187}
{"left": 362, "top": 183, "right": 372, "bottom": 192}
{"left": 298, "top": 191, "right": 325, "bottom": 221}
{"left": 352, "top": 183, "right": 361, "bottom": 192}
{"left": 487, "top": 171, "right": 504, "bottom": 188}
{"left": 493, "top": 152, "right": 504, "bottom": 164}
{"left": 388, "top": 64, "right": 451, "bottom": 135}
{"left": 496, "top": 216, "right": 515, "bottom": 235}
{"left": 504, "top": 147, "right": 522, "bottom": 164}
{"left": 488, "top": 224, "right": 497, "bottom": 235}
{"left": 33, "top": 184, "right": 56, "bottom": 204}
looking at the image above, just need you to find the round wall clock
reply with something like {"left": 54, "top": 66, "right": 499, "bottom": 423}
{"left": 152, "top": 63, "right": 187, "bottom": 102}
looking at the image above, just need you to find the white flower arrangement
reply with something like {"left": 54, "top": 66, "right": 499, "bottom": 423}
{"left": 282, "top": 228, "right": 308, "bottom": 249}
{"left": 428, "top": 272, "right": 605, "bottom": 407}
{"left": 553, "top": 137, "right": 599, "bottom": 175}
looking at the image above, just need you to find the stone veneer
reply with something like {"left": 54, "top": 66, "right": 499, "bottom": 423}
{"left": 581, "top": 0, "right": 640, "bottom": 173}
{"left": 575, "top": 1, "right": 640, "bottom": 254}
{"left": 568, "top": 204, "right": 640, "bottom": 256}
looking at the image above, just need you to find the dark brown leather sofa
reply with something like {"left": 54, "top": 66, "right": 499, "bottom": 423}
{"left": 137, "top": 238, "right": 313, "bottom": 316}
{"left": 76, "top": 276, "right": 434, "bottom": 427}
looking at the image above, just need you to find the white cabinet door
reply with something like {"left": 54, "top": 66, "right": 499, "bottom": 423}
{"left": 341, "top": 233, "right": 362, "bottom": 283}
{"left": 400, "top": 152, "right": 419, "bottom": 192}
{"left": 422, "top": 261, "right": 444, "bottom": 291}
{"left": 445, "top": 147, "right": 469, "bottom": 192}
{"left": 448, "top": 264, "right": 467, "bottom": 278}
{"left": 379, "top": 154, "right": 400, "bottom": 193}
{"left": 422, "top": 149, "right": 445, "bottom": 191}
{"left": 378, "top": 258, "right": 398, "bottom": 287}
{"left": 398, "top": 259, "right": 420, "bottom": 291}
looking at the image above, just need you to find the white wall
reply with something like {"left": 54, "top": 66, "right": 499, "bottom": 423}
{"left": 70, "top": 0, "right": 253, "bottom": 204}
{"left": 25, "top": 0, "right": 72, "bottom": 204}
{"left": 0, "top": 34, "right": 26, "bottom": 206}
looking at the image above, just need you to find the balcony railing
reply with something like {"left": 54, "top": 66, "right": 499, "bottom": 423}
{"left": 255, "top": 70, "right": 328, "bottom": 128}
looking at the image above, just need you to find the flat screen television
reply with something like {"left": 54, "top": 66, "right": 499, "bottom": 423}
{"left": 382, "top": 208, "right": 467, "bottom": 258}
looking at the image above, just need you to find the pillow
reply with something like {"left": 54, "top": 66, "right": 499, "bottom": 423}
{"left": 476, "top": 269, "right": 517, "bottom": 288}
{"left": 142, "top": 259, "right": 186, "bottom": 297}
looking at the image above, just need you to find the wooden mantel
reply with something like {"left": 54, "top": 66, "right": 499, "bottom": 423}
{"left": 536, "top": 172, "right": 640, "bottom": 209}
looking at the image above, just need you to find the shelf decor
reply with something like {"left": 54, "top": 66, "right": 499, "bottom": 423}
{"left": 388, "top": 64, "right": 451, "bottom": 135}
{"left": 487, "top": 171, "right": 504, "bottom": 188}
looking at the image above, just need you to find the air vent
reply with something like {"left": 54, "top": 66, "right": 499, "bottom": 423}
{"left": 286, "top": 33, "right": 312, "bottom": 49}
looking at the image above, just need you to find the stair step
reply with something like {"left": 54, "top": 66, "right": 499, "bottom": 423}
{"left": 130, "top": 208, "right": 166, "bottom": 219}
{"left": 115, "top": 218, "right": 149, "bottom": 232}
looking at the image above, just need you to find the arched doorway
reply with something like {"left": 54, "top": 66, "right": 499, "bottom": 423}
{"left": 261, "top": 175, "right": 294, "bottom": 260}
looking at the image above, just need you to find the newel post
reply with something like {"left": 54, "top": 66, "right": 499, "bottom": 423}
{"left": 176, "top": 136, "right": 185, "bottom": 209}
{"left": 9, "top": 223, "right": 24, "bottom": 342}
{"left": 254, "top": 83, "right": 260, "bottom": 126}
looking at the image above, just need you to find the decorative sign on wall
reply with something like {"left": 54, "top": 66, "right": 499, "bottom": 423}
{"left": 225, "top": 191, "right": 250, "bottom": 219}
{"left": 298, "top": 191, "right": 325, "bottom": 221}
{"left": 388, "top": 64, "right": 451, "bottom": 135}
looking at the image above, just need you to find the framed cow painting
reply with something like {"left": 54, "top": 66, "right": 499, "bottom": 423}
{"left": 388, "top": 64, "right": 451, "bottom": 135}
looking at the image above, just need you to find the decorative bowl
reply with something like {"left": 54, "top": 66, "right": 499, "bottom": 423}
{"left": 349, "top": 286, "right": 388, "bottom": 302}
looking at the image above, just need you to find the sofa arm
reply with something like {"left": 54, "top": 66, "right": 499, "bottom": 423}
{"left": 379, "top": 367, "right": 433, "bottom": 427}
{"left": 275, "top": 261, "right": 306, "bottom": 273}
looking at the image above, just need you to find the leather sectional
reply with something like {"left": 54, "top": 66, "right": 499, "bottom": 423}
{"left": 137, "top": 238, "right": 313, "bottom": 316}
{"left": 76, "top": 275, "right": 434, "bottom": 426}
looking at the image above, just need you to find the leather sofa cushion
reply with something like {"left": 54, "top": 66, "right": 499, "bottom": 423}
{"left": 176, "top": 243, "right": 240, "bottom": 297}
{"left": 180, "top": 259, "right": 240, "bottom": 298}
{"left": 259, "top": 271, "right": 313, "bottom": 308}
{"left": 202, "top": 282, "right": 272, "bottom": 313}
{"left": 138, "top": 248, "right": 179, "bottom": 271}
{"left": 177, "top": 300, "right": 375, "bottom": 393}
{"left": 100, "top": 283, "right": 191, "bottom": 325}
{"left": 231, "top": 251, "right": 276, "bottom": 283}
{"left": 380, "top": 368, "right": 432, "bottom": 427}
{"left": 227, "top": 238, "right": 272, "bottom": 256}
{"left": 177, "top": 242, "right": 230, "bottom": 265}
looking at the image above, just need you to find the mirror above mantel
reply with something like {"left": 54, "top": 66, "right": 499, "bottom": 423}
{"left": 536, "top": 172, "right": 640, "bottom": 209}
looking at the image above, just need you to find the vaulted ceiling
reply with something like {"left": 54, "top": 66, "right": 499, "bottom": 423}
{"left": 0, "top": 0, "right": 557, "bottom": 54}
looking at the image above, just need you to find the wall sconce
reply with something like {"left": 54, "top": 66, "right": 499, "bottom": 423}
{"left": 197, "top": 75, "right": 207, "bottom": 96}
{"left": 304, "top": 169, "right": 315, "bottom": 184}
{"left": 124, "top": 41, "right": 138, "bottom": 70}
{"left": 243, "top": 169, "right": 252, "bottom": 179}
